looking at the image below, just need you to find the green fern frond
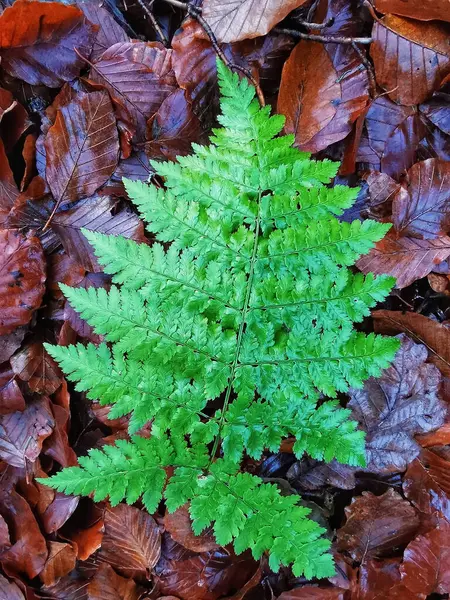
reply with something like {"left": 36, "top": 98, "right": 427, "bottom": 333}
{"left": 40, "top": 59, "right": 399, "bottom": 578}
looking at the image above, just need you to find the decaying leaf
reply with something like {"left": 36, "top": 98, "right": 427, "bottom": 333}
{"left": 10, "top": 342, "right": 63, "bottom": 395}
{"left": 375, "top": 0, "right": 450, "bottom": 24}
{"left": 337, "top": 489, "right": 419, "bottom": 562}
{"left": 0, "top": 0, "right": 97, "bottom": 87}
{"left": 39, "top": 541, "right": 77, "bottom": 587}
{"left": 403, "top": 447, "right": 450, "bottom": 514}
{"left": 87, "top": 563, "right": 144, "bottom": 600}
{"left": 0, "top": 230, "right": 46, "bottom": 335}
{"left": 163, "top": 504, "right": 218, "bottom": 553}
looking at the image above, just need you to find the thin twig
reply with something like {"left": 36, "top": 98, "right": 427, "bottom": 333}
{"left": 351, "top": 41, "right": 376, "bottom": 95}
{"left": 161, "top": 0, "right": 186, "bottom": 7}
{"left": 135, "top": 0, "right": 169, "bottom": 45}
{"left": 293, "top": 16, "right": 334, "bottom": 30}
{"left": 274, "top": 27, "right": 373, "bottom": 44}
{"left": 363, "top": 0, "right": 383, "bottom": 24}
{"left": 306, "top": 0, "right": 321, "bottom": 22}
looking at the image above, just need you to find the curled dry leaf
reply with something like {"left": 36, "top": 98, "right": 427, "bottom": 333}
{"left": 372, "top": 310, "right": 450, "bottom": 377}
{"left": 163, "top": 504, "right": 218, "bottom": 553}
{"left": 201, "top": 0, "right": 308, "bottom": 43}
{"left": 89, "top": 41, "right": 177, "bottom": 141}
{"left": 370, "top": 15, "right": 450, "bottom": 106}
{"left": 45, "top": 90, "right": 120, "bottom": 212}
{"left": 40, "top": 492, "right": 80, "bottom": 535}
{"left": 146, "top": 89, "right": 203, "bottom": 161}
{"left": 87, "top": 563, "right": 144, "bottom": 600}
{"left": 349, "top": 334, "right": 446, "bottom": 474}
{"left": 356, "top": 229, "right": 450, "bottom": 289}
{"left": 0, "top": 0, "right": 97, "bottom": 87}
{"left": 337, "top": 489, "right": 419, "bottom": 563}
{"left": 357, "top": 96, "right": 426, "bottom": 179}
{"left": 99, "top": 504, "right": 161, "bottom": 579}
{"left": 400, "top": 520, "right": 450, "bottom": 595}
{"left": 0, "top": 489, "right": 48, "bottom": 579}
{"left": 277, "top": 587, "right": 345, "bottom": 599}
{"left": 0, "top": 573, "right": 25, "bottom": 600}
{"left": 0, "top": 87, "right": 30, "bottom": 152}
{"left": 0, "top": 397, "right": 55, "bottom": 468}
{"left": 278, "top": 41, "right": 369, "bottom": 152}
{"left": 392, "top": 158, "right": 450, "bottom": 239}
{"left": 39, "top": 542, "right": 77, "bottom": 587}
{"left": 10, "top": 342, "right": 62, "bottom": 395}
{"left": 374, "top": 0, "right": 450, "bottom": 24}
{"left": 403, "top": 448, "right": 450, "bottom": 514}
{"left": 0, "top": 230, "right": 46, "bottom": 336}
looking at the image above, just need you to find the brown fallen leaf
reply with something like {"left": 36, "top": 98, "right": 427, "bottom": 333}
{"left": 99, "top": 504, "right": 161, "bottom": 579}
{"left": 372, "top": 310, "right": 450, "bottom": 377}
{"left": 40, "top": 492, "right": 80, "bottom": 535}
{"left": 356, "top": 230, "right": 450, "bottom": 289}
{"left": 78, "top": 1, "right": 129, "bottom": 62}
{"left": 0, "top": 230, "right": 46, "bottom": 336}
{"left": 87, "top": 563, "right": 144, "bottom": 600}
{"left": 276, "top": 587, "right": 346, "bottom": 599}
{"left": 0, "top": 0, "right": 97, "bottom": 87}
{"left": 400, "top": 520, "right": 450, "bottom": 595}
{"left": 278, "top": 41, "right": 369, "bottom": 152}
{"left": 353, "top": 558, "right": 404, "bottom": 600}
{"left": 163, "top": 504, "right": 218, "bottom": 553}
{"left": 201, "top": 0, "right": 308, "bottom": 43}
{"left": 348, "top": 334, "right": 446, "bottom": 474}
{"left": 337, "top": 489, "right": 419, "bottom": 562}
{"left": 39, "top": 542, "right": 77, "bottom": 587}
{"left": 0, "top": 573, "right": 25, "bottom": 600}
{"left": 0, "top": 397, "right": 55, "bottom": 468}
{"left": 42, "top": 573, "right": 89, "bottom": 600}
{"left": 10, "top": 342, "right": 62, "bottom": 395}
{"left": 420, "top": 92, "right": 450, "bottom": 136}
{"left": 0, "top": 365, "right": 25, "bottom": 415}
{"left": 89, "top": 41, "right": 177, "bottom": 142}
{"left": 45, "top": 90, "right": 120, "bottom": 221}
{"left": 403, "top": 447, "right": 450, "bottom": 514}
{"left": 0, "top": 87, "right": 29, "bottom": 153}
{"left": 362, "top": 171, "right": 400, "bottom": 220}
{"left": 287, "top": 458, "right": 357, "bottom": 491}
{"left": 0, "top": 489, "right": 48, "bottom": 578}
{"left": 392, "top": 159, "right": 450, "bottom": 239}
{"left": 374, "top": 0, "right": 450, "bottom": 24}
{"left": 0, "top": 138, "right": 19, "bottom": 225}
{"left": 43, "top": 403, "right": 78, "bottom": 468}
{"left": 370, "top": 15, "right": 450, "bottom": 106}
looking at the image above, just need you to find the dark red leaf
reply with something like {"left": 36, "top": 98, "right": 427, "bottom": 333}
{"left": 0, "top": 327, "right": 27, "bottom": 365}
{"left": 353, "top": 558, "right": 403, "bottom": 600}
{"left": 0, "top": 229, "right": 46, "bottom": 335}
{"left": 403, "top": 448, "right": 450, "bottom": 514}
{"left": 356, "top": 229, "right": 450, "bottom": 289}
{"left": 0, "top": 398, "right": 54, "bottom": 468}
{"left": 87, "top": 563, "right": 144, "bottom": 600}
{"left": 400, "top": 520, "right": 450, "bottom": 595}
{"left": 99, "top": 504, "right": 161, "bottom": 579}
{"left": 146, "top": 89, "right": 203, "bottom": 161}
{"left": 374, "top": 0, "right": 450, "bottom": 24}
{"left": 201, "top": 0, "right": 308, "bottom": 43}
{"left": 89, "top": 41, "right": 177, "bottom": 141}
{"left": 39, "top": 542, "right": 77, "bottom": 587}
{"left": 10, "top": 342, "right": 62, "bottom": 395}
{"left": 278, "top": 41, "right": 369, "bottom": 152}
{"left": 337, "top": 489, "right": 419, "bottom": 562}
{"left": 370, "top": 15, "right": 450, "bottom": 105}
{"left": 0, "top": 87, "right": 30, "bottom": 152}
{"left": 348, "top": 334, "right": 446, "bottom": 473}
{"left": 0, "top": 365, "right": 25, "bottom": 415}
{"left": 392, "top": 158, "right": 450, "bottom": 238}
{"left": 20, "top": 133, "right": 37, "bottom": 192}
{"left": 40, "top": 492, "right": 80, "bottom": 535}
{"left": 78, "top": 1, "right": 129, "bottom": 61}
{"left": 163, "top": 504, "right": 218, "bottom": 554}
{"left": 0, "top": 0, "right": 97, "bottom": 87}
{"left": 0, "top": 138, "right": 18, "bottom": 225}
{"left": 277, "top": 588, "right": 345, "bottom": 599}
{"left": 45, "top": 90, "right": 119, "bottom": 213}
{"left": 43, "top": 403, "right": 78, "bottom": 468}
{"left": 372, "top": 310, "right": 450, "bottom": 378}
{"left": 42, "top": 573, "right": 89, "bottom": 600}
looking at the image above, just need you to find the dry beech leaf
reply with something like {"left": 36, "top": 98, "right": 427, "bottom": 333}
{"left": 277, "top": 587, "right": 346, "bottom": 599}
{"left": 40, "top": 492, "right": 80, "bottom": 535}
{"left": 163, "top": 504, "right": 218, "bottom": 553}
{"left": 43, "top": 403, "right": 78, "bottom": 468}
{"left": 10, "top": 342, "right": 62, "bottom": 395}
{"left": 87, "top": 563, "right": 144, "bottom": 600}
{"left": 353, "top": 558, "right": 404, "bottom": 600}
{"left": 356, "top": 96, "right": 426, "bottom": 179}
{"left": 0, "top": 398, "right": 55, "bottom": 468}
{"left": 0, "top": 0, "right": 97, "bottom": 87}
{"left": 348, "top": 334, "right": 446, "bottom": 474}
{"left": 362, "top": 171, "right": 400, "bottom": 219}
{"left": 370, "top": 15, "right": 450, "bottom": 106}
{"left": 372, "top": 310, "right": 450, "bottom": 377}
{"left": 0, "top": 573, "right": 25, "bottom": 600}
{"left": 403, "top": 448, "right": 450, "bottom": 514}
{"left": 0, "top": 365, "right": 25, "bottom": 415}
{"left": 0, "top": 87, "right": 30, "bottom": 153}
{"left": 89, "top": 41, "right": 177, "bottom": 141}
{"left": 202, "top": 0, "right": 308, "bottom": 43}
{"left": 392, "top": 158, "right": 450, "bottom": 238}
{"left": 45, "top": 90, "right": 119, "bottom": 210}
{"left": 78, "top": 2, "right": 129, "bottom": 61}
{"left": 0, "top": 230, "right": 46, "bottom": 336}
{"left": 287, "top": 458, "right": 357, "bottom": 492}
{"left": 400, "top": 520, "right": 450, "bottom": 595}
{"left": 420, "top": 92, "right": 450, "bottom": 135}
{"left": 0, "top": 138, "right": 18, "bottom": 225}
{"left": 278, "top": 41, "right": 369, "bottom": 152}
{"left": 356, "top": 229, "right": 450, "bottom": 289}
{"left": 337, "top": 489, "right": 419, "bottom": 562}
{"left": 146, "top": 89, "right": 203, "bottom": 161}
{"left": 39, "top": 542, "right": 77, "bottom": 587}
{"left": 42, "top": 574, "right": 89, "bottom": 600}
{"left": 0, "top": 327, "right": 27, "bottom": 365}
{"left": 99, "top": 504, "right": 161, "bottom": 579}
{"left": 0, "top": 489, "right": 48, "bottom": 579}
{"left": 375, "top": 0, "right": 450, "bottom": 24}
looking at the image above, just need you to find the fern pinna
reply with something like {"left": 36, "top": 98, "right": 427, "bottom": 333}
{"left": 41, "top": 61, "right": 399, "bottom": 578}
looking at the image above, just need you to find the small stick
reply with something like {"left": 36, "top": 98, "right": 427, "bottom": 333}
{"left": 135, "top": 0, "right": 169, "bottom": 45}
{"left": 274, "top": 27, "right": 373, "bottom": 44}
{"left": 351, "top": 41, "right": 376, "bottom": 95}
{"left": 293, "top": 16, "right": 334, "bottom": 30}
